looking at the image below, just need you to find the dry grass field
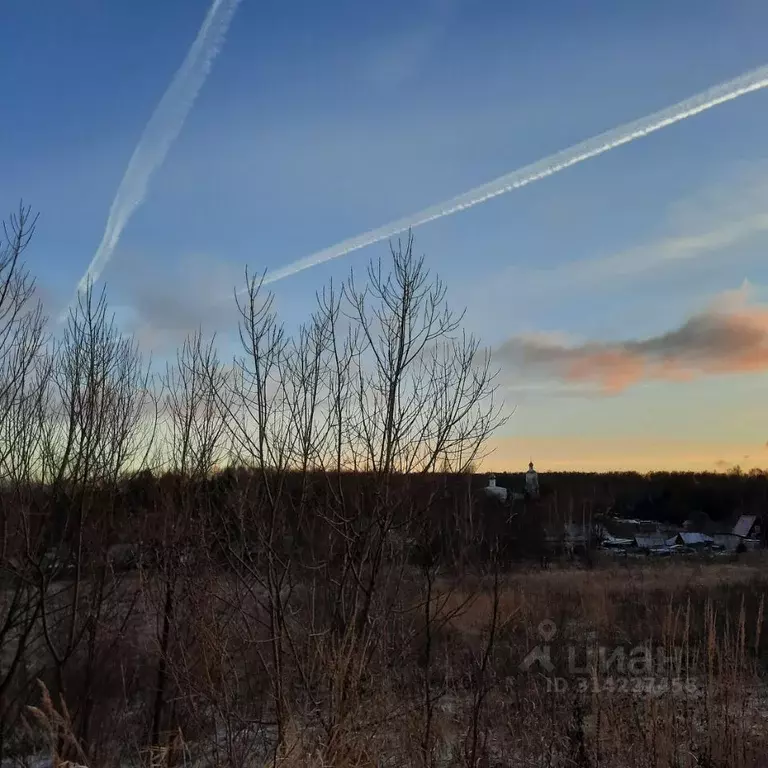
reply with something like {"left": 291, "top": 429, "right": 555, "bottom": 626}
{"left": 6, "top": 556, "right": 768, "bottom": 768}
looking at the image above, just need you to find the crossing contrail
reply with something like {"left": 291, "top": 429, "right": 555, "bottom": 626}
{"left": 64, "top": 0, "right": 242, "bottom": 319}
{"left": 259, "top": 62, "right": 768, "bottom": 287}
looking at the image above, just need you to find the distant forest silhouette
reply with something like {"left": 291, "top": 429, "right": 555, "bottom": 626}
{"left": 489, "top": 468, "right": 768, "bottom": 525}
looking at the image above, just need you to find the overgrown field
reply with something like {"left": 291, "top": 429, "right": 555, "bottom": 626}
{"left": 5, "top": 552, "right": 768, "bottom": 768}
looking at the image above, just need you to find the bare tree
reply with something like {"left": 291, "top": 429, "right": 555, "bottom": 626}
{"left": 30, "top": 283, "right": 155, "bottom": 750}
{"left": 276, "top": 234, "right": 507, "bottom": 761}
{"left": 164, "top": 328, "right": 230, "bottom": 478}
{"left": 344, "top": 233, "right": 505, "bottom": 476}
{"left": 144, "top": 328, "right": 232, "bottom": 751}
{"left": 0, "top": 204, "right": 46, "bottom": 425}
{"left": 324, "top": 235, "right": 505, "bottom": 647}
{"left": 0, "top": 204, "right": 47, "bottom": 761}
{"left": 209, "top": 272, "right": 296, "bottom": 759}
{"left": 43, "top": 284, "right": 154, "bottom": 489}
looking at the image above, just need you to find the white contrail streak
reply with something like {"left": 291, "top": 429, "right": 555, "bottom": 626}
{"left": 260, "top": 63, "right": 768, "bottom": 287}
{"left": 65, "top": 0, "right": 242, "bottom": 316}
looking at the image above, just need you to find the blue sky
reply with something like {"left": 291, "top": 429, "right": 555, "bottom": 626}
{"left": 3, "top": 0, "right": 768, "bottom": 470}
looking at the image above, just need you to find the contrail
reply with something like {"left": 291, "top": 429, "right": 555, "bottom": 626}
{"left": 260, "top": 63, "right": 768, "bottom": 287}
{"left": 64, "top": 0, "right": 242, "bottom": 318}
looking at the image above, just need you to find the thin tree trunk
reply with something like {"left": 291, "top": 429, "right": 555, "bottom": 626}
{"left": 151, "top": 572, "right": 174, "bottom": 747}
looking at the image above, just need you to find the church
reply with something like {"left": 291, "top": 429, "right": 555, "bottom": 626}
{"left": 525, "top": 461, "right": 540, "bottom": 498}
{"left": 483, "top": 461, "right": 540, "bottom": 501}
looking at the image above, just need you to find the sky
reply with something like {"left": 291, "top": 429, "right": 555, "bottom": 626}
{"left": 2, "top": 0, "right": 768, "bottom": 472}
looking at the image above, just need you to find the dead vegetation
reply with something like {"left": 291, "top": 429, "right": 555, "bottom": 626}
{"left": 1, "top": 208, "right": 768, "bottom": 766}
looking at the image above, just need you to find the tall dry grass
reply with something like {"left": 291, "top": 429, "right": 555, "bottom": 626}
{"left": 11, "top": 558, "right": 768, "bottom": 768}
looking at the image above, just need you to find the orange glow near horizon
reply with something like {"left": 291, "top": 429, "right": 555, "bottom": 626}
{"left": 480, "top": 435, "right": 768, "bottom": 474}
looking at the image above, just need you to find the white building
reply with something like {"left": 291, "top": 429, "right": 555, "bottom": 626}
{"left": 525, "top": 462, "right": 539, "bottom": 498}
{"left": 484, "top": 474, "right": 508, "bottom": 502}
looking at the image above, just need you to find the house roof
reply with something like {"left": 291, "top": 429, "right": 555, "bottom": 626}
{"left": 635, "top": 534, "right": 666, "bottom": 549}
{"left": 667, "top": 532, "right": 713, "bottom": 546}
{"left": 732, "top": 515, "right": 757, "bottom": 538}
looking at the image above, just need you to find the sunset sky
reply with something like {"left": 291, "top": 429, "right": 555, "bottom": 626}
{"left": 2, "top": 0, "right": 768, "bottom": 472}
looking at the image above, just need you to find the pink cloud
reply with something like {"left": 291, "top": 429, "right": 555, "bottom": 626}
{"left": 497, "top": 291, "right": 768, "bottom": 394}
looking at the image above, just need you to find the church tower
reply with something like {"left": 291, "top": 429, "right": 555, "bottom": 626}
{"left": 525, "top": 461, "right": 539, "bottom": 498}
